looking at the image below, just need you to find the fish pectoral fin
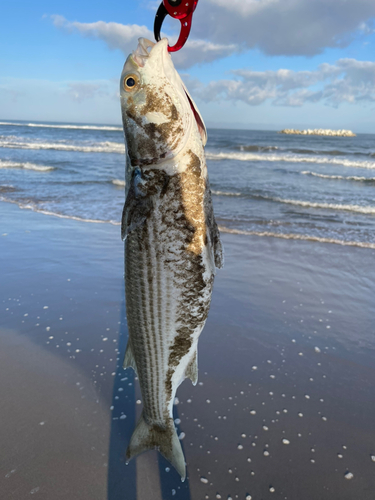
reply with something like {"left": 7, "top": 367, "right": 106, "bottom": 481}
{"left": 121, "top": 186, "right": 153, "bottom": 241}
{"left": 126, "top": 414, "right": 186, "bottom": 481}
{"left": 213, "top": 231, "right": 224, "bottom": 269}
{"left": 204, "top": 184, "right": 224, "bottom": 269}
{"left": 185, "top": 350, "right": 198, "bottom": 386}
{"left": 123, "top": 342, "right": 138, "bottom": 376}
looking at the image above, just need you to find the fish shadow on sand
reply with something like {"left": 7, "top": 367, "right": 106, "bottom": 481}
{"left": 107, "top": 283, "right": 192, "bottom": 499}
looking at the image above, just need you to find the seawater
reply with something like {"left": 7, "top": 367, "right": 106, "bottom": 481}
{"left": 1, "top": 120, "right": 375, "bottom": 248}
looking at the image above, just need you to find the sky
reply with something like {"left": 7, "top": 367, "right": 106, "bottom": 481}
{"left": 1, "top": 0, "right": 375, "bottom": 132}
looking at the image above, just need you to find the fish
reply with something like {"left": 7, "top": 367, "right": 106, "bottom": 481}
{"left": 120, "top": 37, "right": 223, "bottom": 480}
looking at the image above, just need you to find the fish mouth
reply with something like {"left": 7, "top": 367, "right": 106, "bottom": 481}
{"left": 130, "top": 37, "right": 207, "bottom": 146}
{"left": 132, "top": 38, "right": 155, "bottom": 67}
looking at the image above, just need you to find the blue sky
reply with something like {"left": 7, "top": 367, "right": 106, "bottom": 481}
{"left": 1, "top": 0, "right": 375, "bottom": 131}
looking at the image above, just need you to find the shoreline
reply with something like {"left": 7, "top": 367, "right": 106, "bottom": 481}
{"left": 1, "top": 198, "right": 374, "bottom": 251}
{"left": 2, "top": 201, "right": 375, "bottom": 499}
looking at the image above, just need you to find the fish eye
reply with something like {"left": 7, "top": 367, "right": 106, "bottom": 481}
{"left": 124, "top": 74, "right": 139, "bottom": 92}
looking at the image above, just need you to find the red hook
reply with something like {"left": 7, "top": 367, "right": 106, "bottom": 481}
{"left": 154, "top": 0, "right": 199, "bottom": 52}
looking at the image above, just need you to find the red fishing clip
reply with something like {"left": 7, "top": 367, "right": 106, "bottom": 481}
{"left": 154, "top": 0, "right": 199, "bottom": 52}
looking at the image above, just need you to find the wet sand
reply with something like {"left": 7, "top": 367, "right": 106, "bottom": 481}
{"left": 1, "top": 201, "right": 375, "bottom": 499}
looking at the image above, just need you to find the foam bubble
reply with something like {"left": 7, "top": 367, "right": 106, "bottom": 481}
{"left": 302, "top": 171, "right": 375, "bottom": 182}
{"left": 206, "top": 151, "right": 375, "bottom": 170}
{"left": 0, "top": 159, "right": 55, "bottom": 171}
{"left": 0, "top": 121, "right": 122, "bottom": 131}
{"left": 112, "top": 179, "right": 126, "bottom": 187}
{"left": 0, "top": 136, "right": 125, "bottom": 154}
{"left": 218, "top": 226, "right": 375, "bottom": 250}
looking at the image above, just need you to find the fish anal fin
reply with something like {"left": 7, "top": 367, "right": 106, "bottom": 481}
{"left": 123, "top": 342, "right": 138, "bottom": 376}
{"left": 126, "top": 413, "right": 186, "bottom": 481}
{"left": 185, "top": 351, "right": 198, "bottom": 386}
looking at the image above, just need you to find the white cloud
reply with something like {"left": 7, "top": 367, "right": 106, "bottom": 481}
{"left": 65, "top": 82, "right": 107, "bottom": 103}
{"left": 192, "top": 59, "right": 375, "bottom": 107}
{"left": 194, "top": 0, "right": 375, "bottom": 56}
{"left": 51, "top": 15, "right": 152, "bottom": 53}
{"left": 50, "top": 15, "right": 238, "bottom": 69}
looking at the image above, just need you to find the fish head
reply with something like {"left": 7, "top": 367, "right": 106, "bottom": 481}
{"left": 120, "top": 37, "right": 207, "bottom": 167}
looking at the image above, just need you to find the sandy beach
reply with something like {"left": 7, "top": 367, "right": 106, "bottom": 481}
{"left": 1, "top": 200, "right": 375, "bottom": 500}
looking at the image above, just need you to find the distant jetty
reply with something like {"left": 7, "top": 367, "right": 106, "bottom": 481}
{"left": 278, "top": 129, "right": 356, "bottom": 137}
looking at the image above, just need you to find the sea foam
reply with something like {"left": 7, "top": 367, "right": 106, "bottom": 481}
{"left": 0, "top": 137, "right": 125, "bottom": 154}
{"left": 211, "top": 190, "right": 241, "bottom": 197}
{"left": 112, "top": 179, "right": 126, "bottom": 187}
{"left": 272, "top": 197, "right": 375, "bottom": 214}
{"left": 0, "top": 121, "right": 122, "bottom": 131}
{"left": 206, "top": 152, "right": 375, "bottom": 170}
{"left": 0, "top": 197, "right": 120, "bottom": 225}
{"left": 218, "top": 226, "right": 375, "bottom": 249}
{"left": 301, "top": 171, "right": 375, "bottom": 182}
{"left": 0, "top": 159, "right": 55, "bottom": 171}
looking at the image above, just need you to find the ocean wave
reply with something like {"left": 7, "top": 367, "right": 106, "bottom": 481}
{"left": 0, "top": 121, "right": 122, "bottom": 132}
{"left": 0, "top": 136, "right": 125, "bottom": 154}
{"left": 211, "top": 190, "right": 241, "bottom": 197}
{"left": 206, "top": 152, "right": 375, "bottom": 169}
{"left": 238, "top": 145, "right": 279, "bottom": 152}
{"left": 301, "top": 171, "right": 375, "bottom": 182}
{"left": 112, "top": 179, "right": 126, "bottom": 187}
{"left": 288, "top": 148, "right": 358, "bottom": 156}
{"left": 272, "top": 197, "right": 375, "bottom": 214}
{"left": 0, "top": 185, "right": 17, "bottom": 193}
{"left": 0, "top": 197, "right": 121, "bottom": 225}
{"left": 0, "top": 159, "right": 55, "bottom": 171}
{"left": 237, "top": 145, "right": 374, "bottom": 157}
{"left": 218, "top": 226, "right": 375, "bottom": 249}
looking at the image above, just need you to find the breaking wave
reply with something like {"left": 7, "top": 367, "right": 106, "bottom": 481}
{"left": 112, "top": 179, "right": 126, "bottom": 187}
{"left": 0, "top": 121, "right": 122, "bottom": 132}
{"left": 0, "top": 159, "right": 55, "bottom": 171}
{"left": 0, "top": 136, "right": 125, "bottom": 154}
{"left": 0, "top": 197, "right": 120, "bottom": 225}
{"left": 212, "top": 190, "right": 241, "bottom": 197}
{"left": 271, "top": 197, "right": 375, "bottom": 214}
{"left": 301, "top": 171, "right": 375, "bottom": 182}
{"left": 218, "top": 226, "right": 375, "bottom": 250}
{"left": 206, "top": 152, "right": 375, "bottom": 170}
{"left": 237, "top": 145, "right": 279, "bottom": 152}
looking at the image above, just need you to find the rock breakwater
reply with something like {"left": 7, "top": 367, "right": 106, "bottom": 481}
{"left": 279, "top": 129, "right": 356, "bottom": 137}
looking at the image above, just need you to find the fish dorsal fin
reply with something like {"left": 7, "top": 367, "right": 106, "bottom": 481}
{"left": 123, "top": 341, "right": 138, "bottom": 376}
{"left": 185, "top": 350, "right": 198, "bottom": 386}
{"left": 126, "top": 414, "right": 186, "bottom": 481}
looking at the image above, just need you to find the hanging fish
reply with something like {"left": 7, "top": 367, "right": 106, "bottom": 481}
{"left": 120, "top": 37, "right": 223, "bottom": 481}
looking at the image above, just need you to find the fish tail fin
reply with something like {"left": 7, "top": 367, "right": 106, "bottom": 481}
{"left": 126, "top": 413, "right": 186, "bottom": 481}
